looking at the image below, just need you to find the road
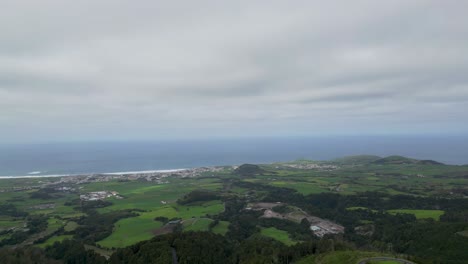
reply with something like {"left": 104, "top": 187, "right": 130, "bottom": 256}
{"left": 358, "top": 257, "right": 416, "bottom": 264}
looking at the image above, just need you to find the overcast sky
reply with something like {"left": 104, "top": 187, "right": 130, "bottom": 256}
{"left": 1, "top": 1, "right": 468, "bottom": 143}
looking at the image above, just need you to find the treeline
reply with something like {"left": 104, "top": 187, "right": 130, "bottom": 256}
{"left": 110, "top": 231, "right": 350, "bottom": 264}
{"left": 0, "top": 239, "right": 106, "bottom": 264}
{"left": 0, "top": 203, "right": 28, "bottom": 217}
{"left": 74, "top": 210, "right": 138, "bottom": 243}
{"left": 30, "top": 187, "right": 68, "bottom": 200}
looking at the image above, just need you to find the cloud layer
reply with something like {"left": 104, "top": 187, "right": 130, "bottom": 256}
{"left": 1, "top": 1, "right": 468, "bottom": 142}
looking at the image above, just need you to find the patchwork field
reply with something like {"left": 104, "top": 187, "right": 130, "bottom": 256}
{"left": 387, "top": 209, "right": 444, "bottom": 220}
{"left": 98, "top": 216, "right": 164, "bottom": 248}
{"left": 37, "top": 235, "right": 73, "bottom": 248}
{"left": 183, "top": 218, "right": 213, "bottom": 232}
{"left": 260, "top": 227, "right": 297, "bottom": 246}
{"left": 97, "top": 199, "right": 224, "bottom": 248}
{"left": 0, "top": 156, "right": 467, "bottom": 263}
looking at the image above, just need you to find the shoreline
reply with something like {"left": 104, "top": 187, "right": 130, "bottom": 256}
{"left": 0, "top": 168, "right": 189, "bottom": 179}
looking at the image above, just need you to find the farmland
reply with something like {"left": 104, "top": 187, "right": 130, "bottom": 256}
{"left": 0, "top": 155, "right": 467, "bottom": 263}
{"left": 260, "top": 227, "right": 297, "bottom": 245}
{"left": 387, "top": 209, "right": 444, "bottom": 220}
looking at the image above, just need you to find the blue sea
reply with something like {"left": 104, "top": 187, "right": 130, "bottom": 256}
{"left": 0, "top": 135, "right": 467, "bottom": 177}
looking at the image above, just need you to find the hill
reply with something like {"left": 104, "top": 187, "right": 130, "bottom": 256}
{"left": 233, "top": 164, "right": 267, "bottom": 176}
{"left": 373, "top": 156, "right": 444, "bottom": 165}
{"left": 417, "top": 159, "right": 445, "bottom": 165}
{"left": 334, "top": 155, "right": 382, "bottom": 164}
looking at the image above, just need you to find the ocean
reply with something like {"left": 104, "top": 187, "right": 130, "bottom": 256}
{"left": 0, "top": 135, "right": 467, "bottom": 177}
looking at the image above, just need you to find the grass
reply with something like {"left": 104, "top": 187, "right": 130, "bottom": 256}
{"left": 183, "top": 218, "right": 213, "bottom": 231}
{"left": 150, "top": 200, "right": 225, "bottom": 219}
{"left": 211, "top": 221, "right": 229, "bottom": 235}
{"left": 97, "top": 200, "right": 224, "bottom": 248}
{"left": 46, "top": 218, "right": 65, "bottom": 232}
{"left": 0, "top": 234, "right": 11, "bottom": 242}
{"left": 84, "top": 244, "right": 114, "bottom": 259}
{"left": 270, "top": 181, "right": 327, "bottom": 195}
{"left": 97, "top": 215, "right": 163, "bottom": 248}
{"left": 296, "top": 251, "right": 387, "bottom": 264}
{"left": 347, "top": 206, "right": 377, "bottom": 212}
{"left": 37, "top": 235, "right": 73, "bottom": 248}
{"left": 0, "top": 219, "right": 23, "bottom": 229}
{"left": 64, "top": 221, "right": 78, "bottom": 232}
{"left": 387, "top": 209, "right": 444, "bottom": 220}
{"left": 260, "top": 227, "right": 296, "bottom": 246}
{"left": 93, "top": 178, "right": 223, "bottom": 213}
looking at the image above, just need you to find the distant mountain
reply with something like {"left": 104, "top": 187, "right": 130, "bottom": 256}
{"left": 372, "top": 155, "right": 417, "bottom": 164}
{"left": 333, "top": 155, "right": 382, "bottom": 164}
{"left": 372, "top": 155, "right": 444, "bottom": 165}
{"left": 417, "top": 160, "right": 445, "bottom": 165}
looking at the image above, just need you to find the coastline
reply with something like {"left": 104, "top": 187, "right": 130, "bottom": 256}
{"left": 0, "top": 168, "right": 189, "bottom": 179}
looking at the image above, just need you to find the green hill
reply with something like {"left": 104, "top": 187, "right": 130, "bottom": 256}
{"left": 334, "top": 155, "right": 382, "bottom": 164}
{"left": 372, "top": 156, "right": 444, "bottom": 165}
{"left": 417, "top": 160, "right": 444, "bottom": 165}
{"left": 373, "top": 156, "right": 417, "bottom": 165}
{"left": 234, "top": 164, "right": 267, "bottom": 176}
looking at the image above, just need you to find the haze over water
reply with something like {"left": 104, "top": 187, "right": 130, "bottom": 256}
{"left": 1, "top": 135, "right": 467, "bottom": 177}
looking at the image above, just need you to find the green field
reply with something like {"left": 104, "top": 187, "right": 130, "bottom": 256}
{"left": 270, "top": 181, "right": 327, "bottom": 195}
{"left": 64, "top": 221, "right": 78, "bottom": 232}
{"left": 149, "top": 200, "right": 224, "bottom": 219}
{"left": 91, "top": 178, "right": 223, "bottom": 214}
{"left": 296, "top": 251, "right": 388, "bottom": 264}
{"left": 211, "top": 221, "right": 230, "bottom": 235}
{"left": 346, "top": 206, "right": 378, "bottom": 213}
{"left": 0, "top": 219, "right": 23, "bottom": 229}
{"left": 387, "top": 209, "right": 444, "bottom": 220}
{"left": 97, "top": 200, "right": 224, "bottom": 248}
{"left": 37, "top": 235, "right": 73, "bottom": 248}
{"left": 183, "top": 218, "right": 213, "bottom": 231}
{"left": 260, "top": 227, "right": 296, "bottom": 246}
{"left": 97, "top": 215, "right": 164, "bottom": 248}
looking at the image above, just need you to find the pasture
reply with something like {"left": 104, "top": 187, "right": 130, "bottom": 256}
{"left": 211, "top": 221, "right": 229, "bottom": 235}
{"left": 387, "top": 209, "right": 444, "bottom": 220}
{"left": 97, "top": 216, "right": 164, "bottom": 248}
{"left": 97, "top": 200, "right": 224, "bottom": 248}
{"left": 37, "top": 235, "right": 73, "bottom": 248}
{"left": 260, "top": 227, "right": 296, "bottom": 246}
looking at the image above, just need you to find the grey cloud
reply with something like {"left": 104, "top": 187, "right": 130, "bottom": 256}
{"left": 0, "top": 0, "right": 468, "bottom": 142}
{"left": 298, "top": 91, "right": 395, "bottom": 104}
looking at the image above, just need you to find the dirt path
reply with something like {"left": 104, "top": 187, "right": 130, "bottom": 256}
{"left": 171, "top": 247, "right": 178, "bottom": 264}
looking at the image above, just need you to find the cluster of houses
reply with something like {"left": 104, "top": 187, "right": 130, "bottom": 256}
{"left": 79, "top": 191, "right": 122, "bottom": 201}
{"left": 277, "top": 163, "right": 339, "bottom": 171}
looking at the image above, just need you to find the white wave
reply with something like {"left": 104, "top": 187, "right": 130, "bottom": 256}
{"left": 0, "top": 174, "right": 69, "bottom": 179}
{"left": 0, "top": 168, "right": 189, "bottom": 179}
